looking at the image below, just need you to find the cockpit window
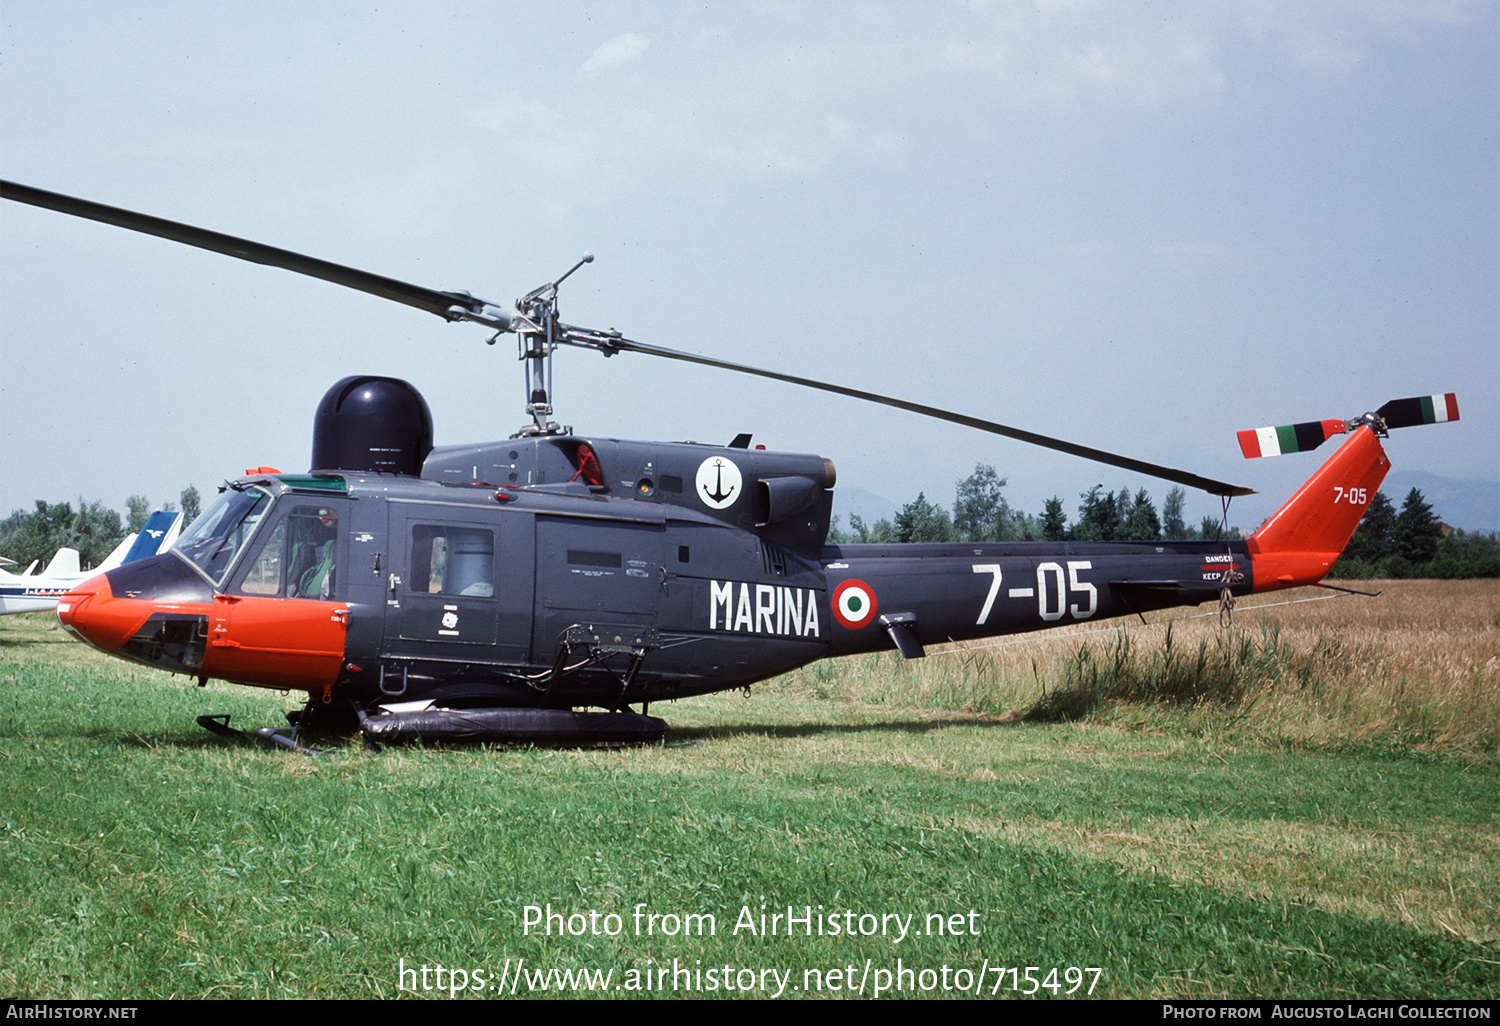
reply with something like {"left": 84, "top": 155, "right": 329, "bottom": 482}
{"left": 239, "top": 506, "right": 339, "bottom": 599}
{"left": 173, "top": 487, "right": 272, "bottom": 585}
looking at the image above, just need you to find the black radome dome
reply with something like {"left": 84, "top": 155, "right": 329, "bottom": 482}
{"left": 311, "top": 376, "right": 434, "bottom": 476}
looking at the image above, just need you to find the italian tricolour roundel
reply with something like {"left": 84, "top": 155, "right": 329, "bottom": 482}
{"left": 832, "top": 579, "right": 877, "bottom": 630}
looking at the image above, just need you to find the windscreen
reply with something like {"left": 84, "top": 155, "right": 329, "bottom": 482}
{"left": 173, "top": 487, "right": 272, "bottom": 585}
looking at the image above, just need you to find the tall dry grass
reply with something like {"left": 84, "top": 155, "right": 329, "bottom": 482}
{"left": 776, "top": 580, "right": 1500, "bottom": 755}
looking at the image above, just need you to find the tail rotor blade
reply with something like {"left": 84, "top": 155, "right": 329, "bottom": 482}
{"left": 1237, "top": 419, "right": 1346, "bottom": 459}
{"left": 1376, "top": 394, "right": 1460, "bottom": 430}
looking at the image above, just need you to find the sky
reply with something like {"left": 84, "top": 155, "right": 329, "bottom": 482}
{"left": 2, "top": 1, "right": 1496, "bottom": 535}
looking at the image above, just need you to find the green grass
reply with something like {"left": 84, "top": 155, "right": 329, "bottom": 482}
{"left": 1, "top": 611, "right": 1497, "bottom": 999}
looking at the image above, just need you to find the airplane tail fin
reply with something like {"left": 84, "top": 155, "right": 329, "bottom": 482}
{"left": 120, "top": 510, "right": 183, "bottom": 564}
{"left": 95, "top": 534, "right": 137, "bottom": 574}
{"left": 40, "top": 547, "right": 81, "bottom": 578}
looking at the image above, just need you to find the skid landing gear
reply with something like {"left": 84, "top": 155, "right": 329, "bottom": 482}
{"left": 196, "top": 713, "right": 331, "bottom": 755}
{"left": 196, "top": 696, "right": 363, "bottom": 755}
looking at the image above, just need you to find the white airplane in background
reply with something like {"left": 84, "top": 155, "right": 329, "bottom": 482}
{"left": 0, "top": 510, "right": 182, "bottom": 615}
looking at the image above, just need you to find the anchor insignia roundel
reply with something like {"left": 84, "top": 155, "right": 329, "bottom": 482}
{"left": 696, "top": 456, "right": 743, "bottom": 510}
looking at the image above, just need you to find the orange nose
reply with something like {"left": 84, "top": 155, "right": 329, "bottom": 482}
{"left": 56, "top": 575, "right": 133, "bottom": 652}
{"left": 56, "top": 576, "right": 103, "bottom": 629}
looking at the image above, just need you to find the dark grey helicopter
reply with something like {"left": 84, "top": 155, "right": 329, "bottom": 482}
{"left": 3, "top": 181, "right": 1454, "bottom": 749}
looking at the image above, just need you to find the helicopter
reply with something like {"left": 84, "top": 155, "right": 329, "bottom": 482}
{"left": 1, "top": 180, "right": 1460, "bottom": 750}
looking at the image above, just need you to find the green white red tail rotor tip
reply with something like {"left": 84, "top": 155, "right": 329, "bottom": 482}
{"left": 1238, "top": 394, "right": 1458, "bottom": 459}
{"left": 1375, "top": 393, "right": 1460, "bottom": 431}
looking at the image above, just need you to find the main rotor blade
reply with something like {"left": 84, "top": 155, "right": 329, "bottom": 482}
{"left": 1, "top": 180, "right": 490, "bottom": 320}
{"left": 576, "top": 333, "right": 1255, "bottom": 496}
{"left": 4, "top": 179, "right": 1253, "bottom": 496}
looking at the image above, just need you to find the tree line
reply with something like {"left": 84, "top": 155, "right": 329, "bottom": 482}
{"left": 1332, "top": 489, "right": 1498, "bottom": 579}
{"left": 0, "top": 487, "right": 201, "bottom": 570}
{"left": 832, "top": 464, "right": 1241, "bottom": 545}
{"left": 832, "top": 464, "right": 1498, "bottom": 578}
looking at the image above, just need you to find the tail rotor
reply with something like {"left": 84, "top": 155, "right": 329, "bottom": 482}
{"left": 1237, "top": 393, "right": 1458, "bottom": 460}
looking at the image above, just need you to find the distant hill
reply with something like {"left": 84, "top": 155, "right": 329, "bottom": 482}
{"left": 831, "top": 486, "right": 900, "bottom": 530}
{"left": 1383, "top": 471, "right": 1499, "bottom": 534}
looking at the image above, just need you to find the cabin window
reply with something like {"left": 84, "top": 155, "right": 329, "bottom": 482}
{"left": 410, "top": 525, "right": 495, "bottom": 597}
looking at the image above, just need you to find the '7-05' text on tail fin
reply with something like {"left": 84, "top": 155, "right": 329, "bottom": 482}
{"left": 1246, "top": 426, "right": 1390, "bottom": 591}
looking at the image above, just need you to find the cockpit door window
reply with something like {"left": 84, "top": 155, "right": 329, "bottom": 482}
{"left": 235, "top": 505, "right": 340, "bottom": 600}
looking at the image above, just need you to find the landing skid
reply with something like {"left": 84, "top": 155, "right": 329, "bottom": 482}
{"left": 195, "top": 713, "right": 330, "bottom": 756}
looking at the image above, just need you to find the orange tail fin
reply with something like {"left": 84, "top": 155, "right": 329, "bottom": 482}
{"left": 1246, "top": 425, "right": 1391, "bottom": 591}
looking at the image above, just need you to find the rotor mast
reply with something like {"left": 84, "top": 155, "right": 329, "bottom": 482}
{"left": 505, "top": 252, "right": 593, "bottom": 436}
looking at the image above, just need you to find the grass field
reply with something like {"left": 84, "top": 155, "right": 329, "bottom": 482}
{"left": 1, "top": 580, "right": 1496, "bottom": 1000}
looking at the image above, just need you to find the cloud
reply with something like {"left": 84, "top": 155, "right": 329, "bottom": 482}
{"left": 580, "top": 33, "right": 650, "bottom": 76}
{"left": 1235, "top": 0, "right": 1489, "bottom": 78}
{"left": 467, "top": 2, "right": 1490, "bottom": 208}
{"left": 940, "top": 8, "right": 1227, "bottom": 111}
